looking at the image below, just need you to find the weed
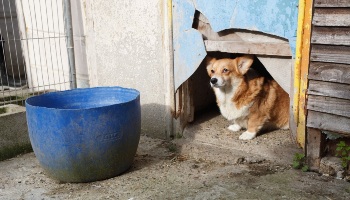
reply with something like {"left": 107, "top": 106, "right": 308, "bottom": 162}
{"left": 335, "top": 141, "right": 350, "bottom": 169}
{"left": 301, "top": 165, "right": 309, "bottom": 172}
{"left": 293, "top": 153, "right": 309, "bottom": 172}
{"left": 0, "top": 107, "right": 6, "bottom": 114}
{"left": 176, "top": 133, "right": 183, "bottom": 139}
{"left": 166, "top": 143, "right": 177, "bottom": 153}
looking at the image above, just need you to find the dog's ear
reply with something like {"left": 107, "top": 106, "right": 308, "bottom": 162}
{"left": 206, "top": 56, "right": 217, "bottom": 69}
{"left": 237, "top": 55, "right": 254, "bottom": 75}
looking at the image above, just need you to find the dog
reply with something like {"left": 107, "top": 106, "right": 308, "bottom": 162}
{"left": 206, "top": 55, "right": 289, "bottom": 140}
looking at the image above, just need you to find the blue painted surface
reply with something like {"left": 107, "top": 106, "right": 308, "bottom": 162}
{"left": 173, "top": 0, "right": 299, "bottom": 89}
{"left": 173, "top": 0, "right": 207, "bottom": 90}
{"left": 25, "top": 87, "right": 141, "bottom": 183}
{"left": 194, "top": 0, "right": 299, "bottom": 55}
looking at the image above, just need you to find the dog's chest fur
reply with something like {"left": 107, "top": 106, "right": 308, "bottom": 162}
{"left": 213, "top": 86, "right": 251, "bottom": 121}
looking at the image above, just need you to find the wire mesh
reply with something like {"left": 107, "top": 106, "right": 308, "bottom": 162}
{"left": 0, "top": 0, "right": 74, "bottom": 106}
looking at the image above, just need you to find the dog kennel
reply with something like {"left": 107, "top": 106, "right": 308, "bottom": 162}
{"left": 170, "top": 0, "right": 350, "bottom": 173}
{"left": 171, "top": 0, "right": 300, "bottom": 141}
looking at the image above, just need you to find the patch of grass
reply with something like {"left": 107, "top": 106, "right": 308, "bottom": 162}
{"left": 293, "top": 153, "right": 309, "bottom": 172}
{"left": 345, "top": 187, "right": 350, "bottom": 194}
{"left": 176, "top": 132, "right": 183, "bottom": 139}
{"left": 335, "top": 141, "right": 350, "bottom": 169}
{"left": 0, "top": 143, "right": 33, "bottom": 161}
{"left": 1, "top": 96, "right": 26, "bottom": 106}
{"left": 166, "top": 143, "right": 178, "bottom": 153}
{"left": 0, "top": 107, "right": 6, "bottom": 114}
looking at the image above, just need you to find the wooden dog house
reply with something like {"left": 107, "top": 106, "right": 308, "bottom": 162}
{"left": 171, "top": 0, "right": 350, "bottom": 173}
{"left": 171, "top": 0, "right": 299, "bottom": 140}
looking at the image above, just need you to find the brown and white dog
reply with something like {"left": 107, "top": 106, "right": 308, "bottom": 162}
{"left": 206, "top": 55, "right": 289, "bottom": 140}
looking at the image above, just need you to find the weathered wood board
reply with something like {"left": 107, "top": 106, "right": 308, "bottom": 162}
{"left": 307, "top": 110, "right": 350, "bottom": 136}
{"left": 310, "top": 44, "right": 350, "bottom": 65}
{"left": 308, "top": 62, "right": 350, "bottom": 84}
{"left": 204, "top": 40, "right": 292, "bottom": 57}
{"left": 306, "top": 128, "right": 326, "bottom": 171}
{"left": 308, "top": 80, "right": 350, "bottom": 100}
{"left": 313, "top": 8, "right": 350, "bottom": 26}
{"left": 314, "top": 0, "right": 350, "bottom": 7}
{"left": 307, "top": 95, "right": 350, "bottom": 117}
{"left": 311, "top": 27, "right": 350, "bottom": 46}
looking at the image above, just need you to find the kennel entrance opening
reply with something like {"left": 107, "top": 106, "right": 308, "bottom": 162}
{"left": 172, "top": 0, "right": 299, "bottom": 142}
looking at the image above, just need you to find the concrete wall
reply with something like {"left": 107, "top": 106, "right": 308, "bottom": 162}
{"left": 0, "top": 104, "right": 31, "bottom": 161}
{"left": 83, "top": 0, "right": 171, "bottom": 139}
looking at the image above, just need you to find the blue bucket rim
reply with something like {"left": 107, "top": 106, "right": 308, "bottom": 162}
{"left": 25, "top": 86, "right": 140, "bottom": 111}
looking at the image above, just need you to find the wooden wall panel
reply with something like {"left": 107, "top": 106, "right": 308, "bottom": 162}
{"left": 310, "top": 44, "right": 350, "bottom": 65}
{"left": 307, "top": 95, "right": 350, "bottom": 117}
{"left": 308, "top": 62, "right": 350, "bottom": 84}
{"left": 307, "top": 110, "right": 350, "bottom": 136}
{"left": 311, "top": 27, "right": 350, "bottom": 45}
{"left": 308, "top": 80, "right": 350, "bottom": 99}
{"left": 314, "top": 0, "right": 350, "bottom": 7}
{"left": 306, "top": 0, "right": 350, "bottom": 170}
{"left": 313, "top": 8, "right": 350, "bottom": 26}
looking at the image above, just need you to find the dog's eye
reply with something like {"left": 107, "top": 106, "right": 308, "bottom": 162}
{"left": 211, "top": 70, "right": 215, "bottom": 73}
{"left": 223, "top": 68, "right": 228, "bottom": 73}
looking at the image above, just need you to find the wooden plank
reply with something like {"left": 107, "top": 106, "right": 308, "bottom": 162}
{"left": 306, "top": 128, "right": 326, "bottom": 171}
{"left": 310, "top": 44, "right": 350, "bottom": 65}
{"left": 308, "top": 62, "right": 350, "bottom": 84}
{"left": 193, "top": 14, "right": 242, "bottom": 41}
{"left": 204, "top": 40, "right": 292, "bottom": 56}
{"left": 311, "top": 27, "right": 350, "bottom": 46}
{"left": 313, "top": 8, "right": 350, "bottom": 26}
{"left": 307, "top": 110, "right": 350, "bottom": 136}
{"left": 294, "top": 0, "right": 314, "bottom": 148}
{"left": 308, "top": 80, "right": 350, "bottom": 100}
{"left": 314, "top": 0, "right": 350, "bottom": 7}
{"left": 307, "top": 95, "right": 350, "bottom": 117}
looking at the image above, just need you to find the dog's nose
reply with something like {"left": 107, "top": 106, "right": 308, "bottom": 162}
{"left": 210, "top": 78, "right": 218, "bottom": 84}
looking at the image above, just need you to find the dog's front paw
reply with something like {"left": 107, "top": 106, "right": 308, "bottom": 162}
{"left": 228, "top": 124, "right": 242, "bottom": 132}
{"left": 239, "top": 131, "right": 256, "bottom": 140}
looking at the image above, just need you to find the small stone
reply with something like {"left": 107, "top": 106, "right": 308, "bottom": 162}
{"left": 319, "top": 157, "right": 343, "bottom": 177}
{"left": 336, "top": 171, "right": 345, "bottom": 179}
{"left": 236, "top": 157, "right": 245, "bottom": 164}
{"left": 345, "top": 176, "right": 350, "bottom": 182}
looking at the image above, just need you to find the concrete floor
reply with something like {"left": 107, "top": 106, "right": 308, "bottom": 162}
{"left": 1, "top": 111, "right": 350, "bottom": 199}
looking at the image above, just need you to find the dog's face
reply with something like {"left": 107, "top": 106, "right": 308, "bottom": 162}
{"left": 206, "top": 55, "right": 254, "bottom": 88}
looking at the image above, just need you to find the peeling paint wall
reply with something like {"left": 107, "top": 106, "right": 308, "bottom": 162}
{"left": 173, "top": 0, "right": 299, "bottom": 91}
{"left": 83, "top": 0, "right": 169, "bottom": 138}
{"left": 194, "top": 0, "right": 298, "bottom": 53}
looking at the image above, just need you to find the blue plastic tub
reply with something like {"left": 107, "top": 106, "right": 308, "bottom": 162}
{"left": 25, "top": 87, "right": 141, "bottom": 183}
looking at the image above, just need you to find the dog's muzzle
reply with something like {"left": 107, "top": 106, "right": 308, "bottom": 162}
{"left": 210, "top": 78, "right": 218, "bottom": 85}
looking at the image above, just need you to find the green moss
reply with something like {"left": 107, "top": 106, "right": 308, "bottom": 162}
{"left": 167, "top": 143, "right": 178, "bottom": 153}
{"left": 0, "top": 143, "right": 33, "bottom": 161}
{"left": 0, "top": 107, "right": 6, "bottom": 115}
{"left": 1, "top": 96, "right": 25, "bottom": 106}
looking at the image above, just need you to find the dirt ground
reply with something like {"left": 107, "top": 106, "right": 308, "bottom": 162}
{"left": 1, "top": 111, "right": 350, "bottom": 200}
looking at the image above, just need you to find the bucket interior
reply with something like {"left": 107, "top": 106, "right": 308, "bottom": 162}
{"left": 26, "top": 87, "right": 139, "bottom": 110}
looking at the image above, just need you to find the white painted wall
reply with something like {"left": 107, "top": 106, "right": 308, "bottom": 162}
{"left": 83, "top": 0, "right": 172, "bottom": 138}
